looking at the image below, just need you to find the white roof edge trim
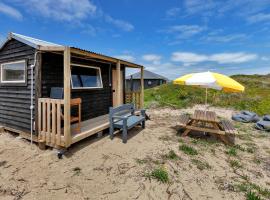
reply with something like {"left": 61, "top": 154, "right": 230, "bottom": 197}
{"left": 0, "top": 32, "right": 64, "bottom": 51}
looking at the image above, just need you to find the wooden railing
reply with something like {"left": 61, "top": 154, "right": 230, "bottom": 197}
{"left": 125, "top": 91, "right": 141, "bottom": 109}
{"left": 38, "top": 98, "right": 64, "bottom": 147}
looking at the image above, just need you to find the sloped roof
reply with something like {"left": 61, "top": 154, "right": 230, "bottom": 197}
{"left": 0, "top": 32, "right": 143, "bottom": 68}
{"left": 0, "top": 32, "right": 63, "bottom": 49}
{"left": 126, "top": 70, "right": 168, "bottom": 80}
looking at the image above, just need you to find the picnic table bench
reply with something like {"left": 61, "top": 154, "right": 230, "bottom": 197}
{"left": 109, "top": 103, "right": 146, "bottom": 143}
{"left": 179, "top": 110, "right": 237, "bottom": 144}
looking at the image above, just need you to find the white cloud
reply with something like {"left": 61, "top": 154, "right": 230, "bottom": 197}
{"left": 171, "top": 51, "right": 257, "bottom": 64}
{"left": 166, "top": 25, "right": 206, "bottom": 39}
{"left": 183, "top": 0, "right": 270, "bottom": 24}
{"left": 142, "top": 54, "right": 162, "bottom": 65}
{"left": 247, "top": 13, "right": 270, "bottom": 23}
{"left": 14, "top": 0, "right": 134, "bottom": 32}
{"left": 0, "top": 2, "right": 22, "bottom": 20}
{"left": 166, "top": 7, "right": 181, "bottom": 17}
{"left": 203, "top": 33, "right": 248, "bottom": 43}
{"left": 209, "top": 52, "right": 258, "bottom": 64}
{"left": 114, "top": 55, "right": 135, "bottom": 62}
{"left": 172, "top": 52, "right": 208, "bottom": 63}
{"left": 21, "top": 0, "right": 96, "bottom": 22}
{"left": 105, "top": 15, "right": 134, "bottom": 32}
{"left": 184, "top": 0, "right": 218, "bottom": 15}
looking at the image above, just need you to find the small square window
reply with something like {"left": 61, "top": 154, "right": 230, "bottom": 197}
{"left": 1, "top": 60, "right": 26, "bottom": 83}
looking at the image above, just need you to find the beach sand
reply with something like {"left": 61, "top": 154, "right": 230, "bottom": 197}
{"left": 0, "top": 106, "right": 269, "bottom": 200}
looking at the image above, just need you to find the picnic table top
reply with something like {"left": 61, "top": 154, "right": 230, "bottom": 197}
{"left": 191, "top": 109, "right": 219, "bottom": 123}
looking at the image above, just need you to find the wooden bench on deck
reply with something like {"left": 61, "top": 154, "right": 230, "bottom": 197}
{"left": 109, "top": 103, "right": 146, "bottom": 143}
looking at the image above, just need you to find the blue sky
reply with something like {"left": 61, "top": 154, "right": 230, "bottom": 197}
{"left": 0, "top": 0, "right": 270, "bottom": 79}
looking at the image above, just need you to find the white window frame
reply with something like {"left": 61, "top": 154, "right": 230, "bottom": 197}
{"left": 71, "top": 63, "right": 103, "bottom": 89}
{"left": 0, "top": 60, "right": 26, "bottom": 84}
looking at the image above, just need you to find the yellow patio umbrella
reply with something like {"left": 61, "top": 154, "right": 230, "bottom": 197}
{"left": 173, "top": 71, "right": 245, "bottom": 105}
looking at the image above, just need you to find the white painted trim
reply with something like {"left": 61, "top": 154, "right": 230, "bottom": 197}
{"left": 0, "top": 60, "right": 26, "bottom": 83}
{"left": 70, "top": 63, "right": 103, "bottom": 89}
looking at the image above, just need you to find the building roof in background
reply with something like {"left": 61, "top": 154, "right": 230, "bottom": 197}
{"left": 126, "top": 70, "right": 169, "bottom": 80}
{"left": 0, "top": 32, "right": 143, "bottom": 68}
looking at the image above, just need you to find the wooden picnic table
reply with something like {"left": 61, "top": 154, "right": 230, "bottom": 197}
{"left": 179, "top": 110, "right": 237, "bottom": 144}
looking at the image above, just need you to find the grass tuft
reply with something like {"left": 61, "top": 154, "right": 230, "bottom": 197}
{"left": 235, "top": 182, "right": 270, "bottom": 199}
{"left": 226, "top": 147, "right": 237, "bottom": 156}
{"left": 163, "top": 150, "right": 180, "bottom": 160}
{"left": 135, "top": 158, "right": 148, "bottom": 165}
{"left": 229, "top": 160, "right": 242, "bottom": 169}
{"left": 246, "top": 191, "right": 262, "bottom": 200}
{"left": 145, "top": 167, "right": 169, "bottom": 183}
{"left": 179, "top": 144, "right": 198, "bottom": 155}
{"left": 191, "top": 159, "right": 211, "bottom": 170}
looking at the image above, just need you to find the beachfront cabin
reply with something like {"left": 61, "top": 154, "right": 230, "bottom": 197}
{"left": 126, "top": 69, "right": 168, "bottom": 91}
{"left": 0, "top": 32, "right": 144, "bottom": 148}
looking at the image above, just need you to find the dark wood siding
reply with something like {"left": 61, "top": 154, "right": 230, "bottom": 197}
{"left": 0, "top": 39, "right": 35, "bottom": 133}
{"left": 41, "top": 52, "right": 114, "bottom": 121}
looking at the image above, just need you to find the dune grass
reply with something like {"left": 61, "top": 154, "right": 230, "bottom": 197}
{"left": 144, "top": 74, "right": 270, "bottom": 115}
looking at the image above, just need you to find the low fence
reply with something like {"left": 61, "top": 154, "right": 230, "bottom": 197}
{"left": 38, "top": 98, "right": 64, "bottom": 147}
{"left": 125, "top": 91, "right": 141, "bottom": 109}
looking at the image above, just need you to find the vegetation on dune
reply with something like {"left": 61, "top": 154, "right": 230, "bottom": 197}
{"left": 144, "top": 74, "right": 270, "bottom": 115}
{"left": 145, "top": 167, "right": 169, "bottom": 183}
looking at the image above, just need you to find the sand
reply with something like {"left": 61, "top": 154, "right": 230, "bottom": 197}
{"left": 0, "top": 106, "right": 269, "bottom": 200}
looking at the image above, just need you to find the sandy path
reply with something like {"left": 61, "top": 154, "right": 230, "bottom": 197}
{"left": 0, "top": 106, "right": 269, "bottom": 200}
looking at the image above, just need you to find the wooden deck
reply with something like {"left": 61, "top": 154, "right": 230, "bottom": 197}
{"left": 71, "top": 114, "right": 109, "bottom": 144}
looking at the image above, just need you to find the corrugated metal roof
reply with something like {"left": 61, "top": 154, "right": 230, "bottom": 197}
{"left": 0, "top": 32, "right": 143, "bottom": 68}
{"left": 126, "top": 70, "right": 168, "bottom": 80}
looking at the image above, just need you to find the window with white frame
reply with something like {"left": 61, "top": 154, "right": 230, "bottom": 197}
{"left": 0, "top": 60, "right": 26, "bottom": 83}
{"left": 71, "top": 64, "right": 103, "bottom": 89}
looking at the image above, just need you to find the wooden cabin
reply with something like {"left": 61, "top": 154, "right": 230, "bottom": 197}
{"left": 126, "top": 69, "right": 168, "bottom": 91}
{"left": 0, "top": 32, "right": 144, "bottom": 148}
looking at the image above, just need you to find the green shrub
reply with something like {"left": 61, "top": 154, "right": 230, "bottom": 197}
{"left": 146, "top": 167, "right": 169, "bottom": 183}
{"left": 226, "top": 147, "right": 237, "bottom": 156}
{"left": 246, "top": 191, "right": 262, "bottom": 200}
{"left": 164, "top": 150, "right": 179, "bottom": 160}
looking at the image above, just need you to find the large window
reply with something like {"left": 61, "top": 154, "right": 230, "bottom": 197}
{"left": 71, "top": 64, "right": 103, "bottom": 89}
{"left": 0, "top": 60, "right": 26, "bottom": 84}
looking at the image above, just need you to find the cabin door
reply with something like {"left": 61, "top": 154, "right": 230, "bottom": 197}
{"left": 112, "top": 69, "right": 123, "bottom": 107}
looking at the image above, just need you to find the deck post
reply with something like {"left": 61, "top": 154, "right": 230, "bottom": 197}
{"left": 140, "top": 66, "right": 144, "bottom": 108}
{"left": 64, "top": 47, "right": 71, "bottom": 147}
{"left": 116, "top": 60, "right": 121, "bottom": 106}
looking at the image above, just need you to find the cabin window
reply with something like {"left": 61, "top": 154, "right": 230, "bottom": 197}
{"left": 71, "top": 64, "right": 103, "bottom": 89}
{"left": 0, "top": 60, "right": 26, "bottom": 83}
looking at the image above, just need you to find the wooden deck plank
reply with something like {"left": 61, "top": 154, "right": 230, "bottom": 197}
{"left": 71, "top": 114, "right": 110, "bottom": 144}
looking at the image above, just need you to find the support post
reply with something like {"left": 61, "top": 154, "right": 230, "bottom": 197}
{"left": 140, "top": 67, "right": 144, "bottom": 108}
{"left": 64, "top": 47, "right": 71, "bottom": 147}
{"left": 116, "top": 60, "right": 121, "bottom": 106}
